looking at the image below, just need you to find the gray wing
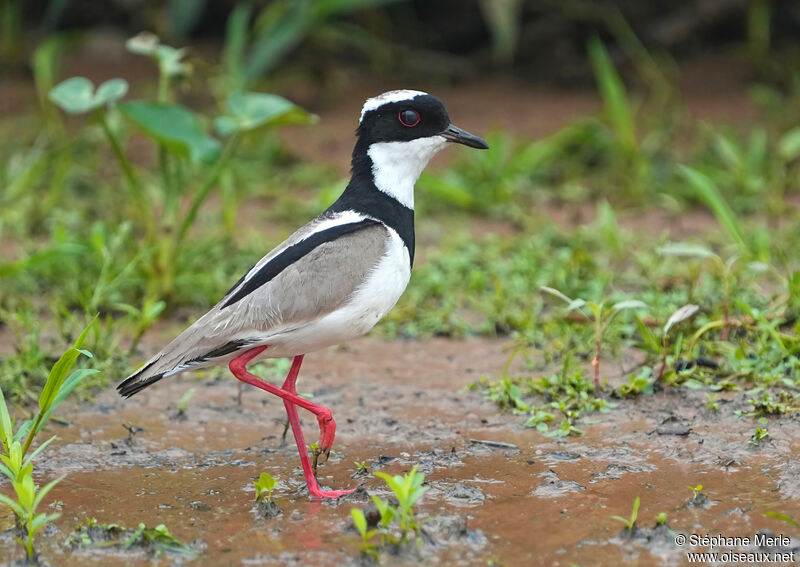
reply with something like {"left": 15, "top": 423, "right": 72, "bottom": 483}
{"left": 118, "top": 221, "right": 389, "bottom": 396}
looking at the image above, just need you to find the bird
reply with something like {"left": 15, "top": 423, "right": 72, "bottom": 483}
{"left": 117, "top": 89, "right": 489, "bottom": 499}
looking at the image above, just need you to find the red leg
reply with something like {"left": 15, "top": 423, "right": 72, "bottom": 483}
{"left": 229, "top": 347, "right": 353, "bottom": 499}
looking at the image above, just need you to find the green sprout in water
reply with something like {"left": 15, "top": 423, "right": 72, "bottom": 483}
{"left": 254, "top": 472, "right": 278, "bottom": 502}
{"left": 611, "top": 496, "right": 640, "bottom": 533}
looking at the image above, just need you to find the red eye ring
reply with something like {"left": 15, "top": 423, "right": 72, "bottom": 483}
{"left": 398, "top": 109, "right": 421, "bottom": 127}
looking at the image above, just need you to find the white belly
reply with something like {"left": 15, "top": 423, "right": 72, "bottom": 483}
{"left": 259, "top": 229, "right": 411, "bottom": 358}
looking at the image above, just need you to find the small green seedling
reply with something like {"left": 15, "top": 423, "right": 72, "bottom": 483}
{"left": 176, "top": 388, "right": 194, "bottom": 416}
{"left": 352, "top": 461, "right": 369, "bottom": 478}
{"left": 611, "top": 496, "right": 640, "bottom": 533}
{"left": 125, "top": 522, "right": 192, "bottom": 558}
{"left": 687, "top": 484, "right": 703, "bottom": 501}
{"left": 374, "top": 465, "right": 428, "bottom": 540}
{"left": 656, "top": 512, "right": 667, "bottom": 526}
{"left": 254, "top": 473, "right": 278, "bottom": 501}
{"left": 541, "top": 287, "right": 647, "bottom": 387}
{"left": 0, "top": 467, "right": 64, "bottom": 560}
{"left": 750, "top": 427, "right": 770, "bottom": 445}
{"left": 705, "top": 394, "right": 720, "bottom": 411}
{"left": 350, "top": 508, "right": 378, "bottom": 559}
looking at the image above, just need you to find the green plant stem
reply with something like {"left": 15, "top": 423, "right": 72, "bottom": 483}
{"left": 97, "top": 111, "right": 156, "bottom": 239}
{"left": 175, "top": 134, "right": 241, "bottom": 245}
{"left": 20, "top": 410, "right": 44, "bottom": 458}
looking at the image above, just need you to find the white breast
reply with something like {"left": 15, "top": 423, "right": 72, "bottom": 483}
{"left": 260, "top": 227, "right": 411, "bottom": 357}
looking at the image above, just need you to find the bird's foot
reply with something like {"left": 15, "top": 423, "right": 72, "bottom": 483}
{"left": 308, "top": 485, "right": 356, "bottom": 500}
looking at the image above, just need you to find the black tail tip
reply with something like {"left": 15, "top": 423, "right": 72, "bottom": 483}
{"left": 117, "top": 372, "right": 165, "bottom": 398}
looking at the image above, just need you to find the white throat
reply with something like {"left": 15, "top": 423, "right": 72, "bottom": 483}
{"left": 367, "top": 136, "right": 447, "bottom": 209}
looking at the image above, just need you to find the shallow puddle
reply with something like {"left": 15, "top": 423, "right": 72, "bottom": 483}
{"left": 2, "top": 338, "right": 799, "bottom": 566}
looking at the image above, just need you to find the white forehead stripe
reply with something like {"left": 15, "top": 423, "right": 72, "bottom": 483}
{"left": 359, "top": 89, "right": 428, "bottom": 123}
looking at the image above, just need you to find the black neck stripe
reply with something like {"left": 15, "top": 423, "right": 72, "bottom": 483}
{"left": 222, "top": 219, "right": 379, "bottom": 309}
{"left": 327, "top": 175, "right": 415, "bottom": 266}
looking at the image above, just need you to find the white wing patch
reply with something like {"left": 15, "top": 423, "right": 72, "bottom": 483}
{"left": 360, "top": 89, "right": 428, "bottom": 123}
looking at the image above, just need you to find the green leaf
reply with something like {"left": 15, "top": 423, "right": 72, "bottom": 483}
{"left": 350, "top": 508, "right": 367, "bottom": 536}
{"left": 38, "top": 369, "right": 100, "bottom": 432}
{"left": 587, "top": 36, "right": 637, "bottom": 156}
{"left": 22, "top": 436, "right": 57, "bottom": 469}
{"left": 612, "top": 300, "right": 648, "bottom": 312}
{"left": 0, "top": 386, "right": 13, "bottom": 452}
{"left": 126, "top": 32, "right": 160, "bottom": 56}
{"left": 679, "top": 166, "right": 747, "bottom": 252}
{"left": 664, "top": 304, "right": 700, "bottom": 334}
{"left": 540, "top": 286, "right": 573, "bottom": 304}
{"left": 656, "top": 242, "right": 717, "bottom": 259}
{"left": 778, "top": 127, "right": 800, "bottom": 161}
{"left": 215, "top": 92, "right": 316, "bottom": 136}
{"left": 39, "top": 320, "right": 95, "bottom": 413}
{"left": 119, "top": 102, "right": 221, "bottom": 163}
{"left": 33, "top": 475, "right": 65, "bottom": 511}
{"left": 49, "top": 77, "right": 128, "bottom": 114}
{"left": 0, "top": 492, "right": 25, "bottom": 518}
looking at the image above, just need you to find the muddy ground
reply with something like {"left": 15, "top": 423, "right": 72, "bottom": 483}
{"left": 2, "top": 336, "right": 800, "bottom": 566}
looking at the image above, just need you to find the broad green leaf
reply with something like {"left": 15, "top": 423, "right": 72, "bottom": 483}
{"left": 119, "top": 102, "right": 221, "bottom": 163}
{"left": 49, "top": 77, "right": 128, "bottom": 114}
{"left": 664, "top": 304, "right": 699, "bottom": 334}
{"left": 215, "top": 92, "right": 315, "bottom": 136}
{"left": 656, "top": 242, "right": 717, "bottom": 259}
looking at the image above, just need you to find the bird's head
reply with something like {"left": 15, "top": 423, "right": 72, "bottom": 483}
{"left": 357, "top": 89, "right": 488, "bottom": 150}
{"left": 352, "top": 90, "right": 488, "bottom": 208}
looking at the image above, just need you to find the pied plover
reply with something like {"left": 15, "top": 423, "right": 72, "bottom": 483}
{"left": 118, "top": 89, "right": 489, "bottom": 498}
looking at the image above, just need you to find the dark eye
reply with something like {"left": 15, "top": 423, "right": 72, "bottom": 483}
{"left": 398, "top": 109, "right": 421, "bottom": 127}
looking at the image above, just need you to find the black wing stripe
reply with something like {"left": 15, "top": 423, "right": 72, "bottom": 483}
{"left": 184, "top": 339, "right": 256, "bottom": 365}
{"left": 222, "top": 219, "right": 380, "bottom": 309}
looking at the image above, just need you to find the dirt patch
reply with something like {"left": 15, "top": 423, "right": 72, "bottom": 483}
{"left": 2, "top": 337, "right": 800, "bottom": 566}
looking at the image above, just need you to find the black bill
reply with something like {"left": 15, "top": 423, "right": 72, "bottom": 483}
{"left": 441, "top": 124, "right": 489, "bottom": 149}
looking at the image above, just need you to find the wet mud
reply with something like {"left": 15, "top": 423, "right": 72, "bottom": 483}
{"left": 2, "top": 337, "right": 800, "bottom": 566}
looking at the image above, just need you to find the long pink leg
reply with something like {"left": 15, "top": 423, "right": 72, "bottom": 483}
{"left": 229, "top": 347, "right": 353, "bottom": 499}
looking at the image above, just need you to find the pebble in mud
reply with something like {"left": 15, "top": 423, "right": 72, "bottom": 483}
{"left": 441, "top": 482, "right": 486, "bottom": 506}
{"left": 533, "top": 469, "right": 586, "bottom": 498}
